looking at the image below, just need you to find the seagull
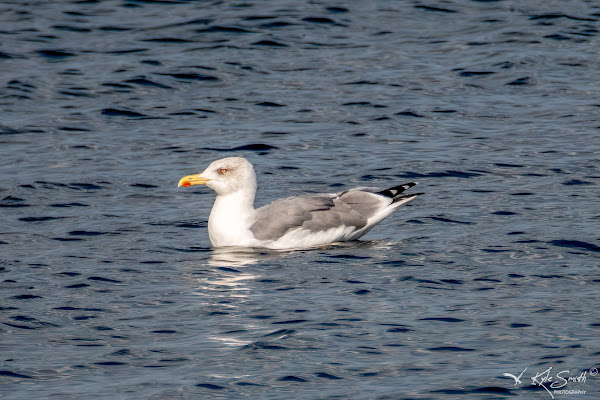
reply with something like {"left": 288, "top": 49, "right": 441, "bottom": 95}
{"left": 178, "top": 157, "right": 421, "bottom": 249}
{"left": 503, "top": 367, "right": 527, "bottom": 385}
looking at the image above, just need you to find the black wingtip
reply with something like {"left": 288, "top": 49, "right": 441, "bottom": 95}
{"left": 377, "top": 182, "right": 418, "bottom": 199}
{"left": 389, "top": 192, "right": 424, "bottom": 205}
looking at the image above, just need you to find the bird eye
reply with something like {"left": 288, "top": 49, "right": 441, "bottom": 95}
{"left": 218, "top": 168, "right": 228, "bottom": 174}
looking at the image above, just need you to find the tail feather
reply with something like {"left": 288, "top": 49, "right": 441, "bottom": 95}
{"left": 377, "top": 182, "right": 422, "bottom": 202}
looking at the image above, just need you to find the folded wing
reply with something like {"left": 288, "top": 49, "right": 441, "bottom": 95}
{"left": 249, "top": 187, "right": 402, "bottom": 241}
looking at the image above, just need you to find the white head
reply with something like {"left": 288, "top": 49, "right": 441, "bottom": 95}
{"left": 178, "top": 157, "right": 257, "bottom": 197}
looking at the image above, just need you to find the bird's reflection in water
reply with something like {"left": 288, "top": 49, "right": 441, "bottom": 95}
{"left": 207, "top": 246, "right": 291, "bottom": 268}
{"left": 179, "top": 248, "right": 298, "bottom": 348}
{"left": 183, "top": 247, "right": 296, "bottom": 300}
{"left": 180, "top": 240, "right": 408, "bottom": 348}
{"left": 205, "top": 239, "right": 406, "bottom": 268}
{"left": 185, "top": 239, "right": 410, "bottom": 297}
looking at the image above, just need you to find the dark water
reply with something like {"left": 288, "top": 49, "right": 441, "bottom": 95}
{"left": 1, "top": 1, "right": 600, "bottom": 399}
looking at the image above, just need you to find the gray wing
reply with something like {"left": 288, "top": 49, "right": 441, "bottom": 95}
{"left": 249, "top": 189, "right": 392, "bottom": 241}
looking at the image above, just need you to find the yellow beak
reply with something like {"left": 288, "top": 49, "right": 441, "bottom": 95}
{"left": 178, "top": 174, "right": 211, "bottom": 188}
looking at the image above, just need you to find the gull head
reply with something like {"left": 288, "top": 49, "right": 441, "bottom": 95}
{"left": 178, "top": 157, "right": 257, "bottom": 196}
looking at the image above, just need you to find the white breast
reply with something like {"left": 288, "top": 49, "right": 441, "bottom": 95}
{"left": 207, "top": 192, "right": 259, "bottom": 247}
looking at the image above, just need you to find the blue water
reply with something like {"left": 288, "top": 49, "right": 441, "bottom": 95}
{"left": 1, "top": 1, "right": 599, "bottom": 399}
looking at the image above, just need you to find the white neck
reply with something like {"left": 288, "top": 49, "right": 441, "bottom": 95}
{"left": 208, "top": 189, "right": 257, "bottom": 247}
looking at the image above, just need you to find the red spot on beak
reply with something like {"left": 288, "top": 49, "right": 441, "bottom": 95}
{"left": 182, "top": 181, "right": 191, "bottom": 187}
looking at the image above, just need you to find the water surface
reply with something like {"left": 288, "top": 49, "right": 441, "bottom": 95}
{"left": 1, "top": 1, "right": 599, "bottom": 399}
